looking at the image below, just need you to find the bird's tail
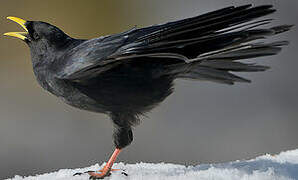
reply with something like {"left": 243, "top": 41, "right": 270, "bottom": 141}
{"left": 175, "top": 40, "right": 290, "bottom": 85}
{"left": 176, "top": 28, "right": 292, "bottom": 84}
{"left": 162, "top": 6, "right": 293, "bottom": 84}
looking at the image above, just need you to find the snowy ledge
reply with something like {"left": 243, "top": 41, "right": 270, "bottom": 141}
{"left": 9, "top": 149, "right": 298, "bottom": 180}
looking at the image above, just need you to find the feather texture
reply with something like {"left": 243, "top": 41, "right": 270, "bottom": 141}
{"left": 53, "top": 5, "right": 292, "bottom": 84}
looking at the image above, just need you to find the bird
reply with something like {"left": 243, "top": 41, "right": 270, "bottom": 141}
{"left": 4, "top": 4, "right": 292, "bottom": 179}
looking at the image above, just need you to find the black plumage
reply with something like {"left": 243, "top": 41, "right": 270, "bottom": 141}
{"left": 4, "top": 4, "right": 292, "bottom": 179}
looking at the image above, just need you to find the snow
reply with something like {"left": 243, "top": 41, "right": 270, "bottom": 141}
{"left": 8, "top": 149, "right": 298, "bottom": 180}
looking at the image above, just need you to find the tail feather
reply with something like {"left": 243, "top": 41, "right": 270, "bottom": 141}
{"left": 271, "top": 25, "right": 294, "bottom": 34}
{"left": 178, "top": 66, "right": 251, "bottom": 85}
{"left": 195, "top": 41, "right": 286, "bottom": 61}
{"left": 199, "top": 61, "right": 269, "bottom": 72}
{"left": 175, "top": 41, "right": 284, "bottom": 85}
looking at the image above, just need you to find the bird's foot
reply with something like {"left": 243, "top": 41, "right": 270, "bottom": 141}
{"left": 73, "top": 149, "right": 124, "bottom": 179}
{"left": 87, "top": 169, "right": 111, "bottom": 179}
{"left": 73, "top": 168, "right": 127, "bottom": 179}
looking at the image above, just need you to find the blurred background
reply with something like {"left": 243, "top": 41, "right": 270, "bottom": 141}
{"left": 0, "top": 0, "right": 297, "bottom": 179}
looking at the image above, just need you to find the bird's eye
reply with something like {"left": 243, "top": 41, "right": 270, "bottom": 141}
{"left": 33, "top": 32, "right": 40, "bottom": 40}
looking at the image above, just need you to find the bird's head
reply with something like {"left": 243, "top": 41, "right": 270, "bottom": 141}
{"left": 4, "top": 17, "right": 72, "bottom": 48}
{"left": 4, "top": 17, "right": 75, "bottom": 66}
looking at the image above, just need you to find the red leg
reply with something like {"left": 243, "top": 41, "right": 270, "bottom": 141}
{"left": 88, "top": 148, "right": 122, "bottom": 179}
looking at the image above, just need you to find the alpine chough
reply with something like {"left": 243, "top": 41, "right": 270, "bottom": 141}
{"left": 4, "top": 4, "right": 293, "bottom": 179}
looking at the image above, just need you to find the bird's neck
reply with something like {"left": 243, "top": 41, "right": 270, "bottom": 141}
{"left": 31, "top": 38, "right": 85, "bottom": 68}
{"left": 31, "top": 38, "right": 86, "bottom": 95}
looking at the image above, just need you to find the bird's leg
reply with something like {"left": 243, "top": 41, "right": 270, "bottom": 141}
{"left": 88, "top": 148, "right": 122, "bottom": 179}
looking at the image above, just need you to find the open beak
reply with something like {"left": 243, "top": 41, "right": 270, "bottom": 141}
{"left": 4, "top": 16, "right": 28, "bottom": 40}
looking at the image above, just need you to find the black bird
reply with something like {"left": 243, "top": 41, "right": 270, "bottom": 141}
{"left": 4, "top": 5, "right": 292, "bottom": 179}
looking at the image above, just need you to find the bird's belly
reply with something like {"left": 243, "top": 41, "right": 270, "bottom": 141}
{"left": 72, "top": 75, "right": 175, "bottom": 114}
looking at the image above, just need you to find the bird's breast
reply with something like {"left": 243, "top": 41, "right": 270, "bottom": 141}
{"left": 33, "top": 69, "right": 106, "bottom": 113}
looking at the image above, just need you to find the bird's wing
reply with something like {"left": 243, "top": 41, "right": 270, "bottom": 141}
{"left": 52, "top": 33, "right": 130, "bottom": 80}
{"left": 53, "top": 4, "right": 289, "bottom": 81}
{"left": 112, "top": 5, "right": 277, "bottom": 60}
{"left": 52, "top": 12, "right": 197, "bottom": 81}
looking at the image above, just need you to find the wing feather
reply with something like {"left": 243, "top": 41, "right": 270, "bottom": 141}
{"left": 52, "top": 5, "right": 291, "bottom": 82}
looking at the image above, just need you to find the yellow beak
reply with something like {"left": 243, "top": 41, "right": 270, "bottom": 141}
{"left": 4, "top": 16, "right": 28, "bottom": 40}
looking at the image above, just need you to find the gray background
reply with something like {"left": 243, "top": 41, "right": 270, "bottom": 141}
{"left": 0, "top": 0, "right": 297, "bottom": 179}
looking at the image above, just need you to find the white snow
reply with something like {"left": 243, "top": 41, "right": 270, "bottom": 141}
{"left": 8, "top": 149, "right": 298, "bottom": 180}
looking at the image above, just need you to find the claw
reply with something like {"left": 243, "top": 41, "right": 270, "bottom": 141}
{"left": 73, "top": 169, "right": 127, "bottom": 178}
{"left": 121, "top": 171, "right": 128, "bottom": 176}
{"left": 73, "top": 172, "right": 83, "bottom": 176}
